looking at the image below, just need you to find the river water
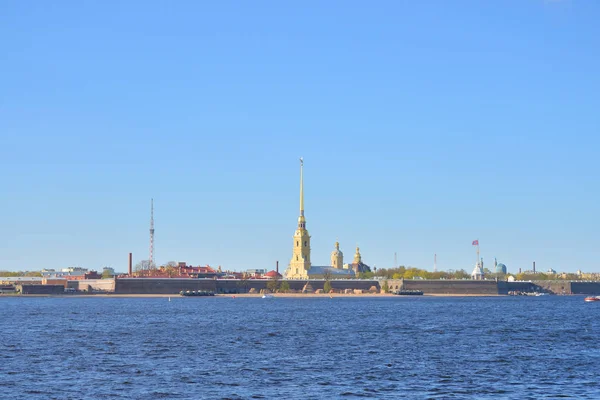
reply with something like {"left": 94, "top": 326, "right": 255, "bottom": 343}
{"left": 1, "top": 295, "right": 599, "bottom": 399}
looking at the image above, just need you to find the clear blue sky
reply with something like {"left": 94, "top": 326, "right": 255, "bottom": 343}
{"left": 1, "top": 1, "right": 598, "bottom": 274}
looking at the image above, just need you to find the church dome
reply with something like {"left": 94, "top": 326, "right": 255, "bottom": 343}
{"left": 331, "top": 242, "right": 343, "bottom": 256}
{"left": 496, "top": 263, "right": 507, "bottom": 274}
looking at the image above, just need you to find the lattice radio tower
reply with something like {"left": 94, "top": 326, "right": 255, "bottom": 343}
{"left": 149, "top": 198, "right": 155, "bottom": 268}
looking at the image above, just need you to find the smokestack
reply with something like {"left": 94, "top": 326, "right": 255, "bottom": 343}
{"left": 128, "top": 253, "right": 133, "bottom": 276}
{"left": 276, "top": 261, "right": 279, "bottom": 274}
{"left": 519, "top": 267, "right": 522, "bottom": 274}
{"left": 533, "top": 261, "right": 536, "bottom": 274}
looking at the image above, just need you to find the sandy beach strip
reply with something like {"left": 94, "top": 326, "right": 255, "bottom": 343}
{"left": 6, "top": 292, "right": 504, "bottom": 298}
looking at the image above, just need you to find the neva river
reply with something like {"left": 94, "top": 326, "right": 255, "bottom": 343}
{"left": 1, "top": 295, "right": 599, "bottom": 399}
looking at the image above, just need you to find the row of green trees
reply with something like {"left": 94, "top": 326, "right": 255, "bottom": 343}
{"left": 365, "top": 266, "right": 582, "bottom": 281}
{"left": 360, "top": 266, "right": 472, "bottom": 280}
{"left": 0, "top": 270, "right": 42, "bottom": 277}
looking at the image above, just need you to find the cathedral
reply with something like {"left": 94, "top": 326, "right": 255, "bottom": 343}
{"left": 285, "top": 159, "right": 371, "bottom": 279}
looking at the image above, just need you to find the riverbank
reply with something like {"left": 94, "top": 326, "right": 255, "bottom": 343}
{"left": 3, "top": 292, "right": 506, "bottom": 298}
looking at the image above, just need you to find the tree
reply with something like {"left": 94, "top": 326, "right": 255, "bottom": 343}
{"left": 323, "top": 280, "right": 332, "bottom": 293}
{"left": 267, "top": 276, "right": 280, "bottom": 293}
{"left": 101, "top": 269, "right": 113, "bottom": 279}
{"left": 237, "top": 274, "right": 250, "bottom": 293}
{"left": 382, "top": 280, "right": 389, "bottom": 293}
{"left": 358, "top": 271, "right": 375, "bottom": 279}
{"left": 279, "top": 280, "right": 290, "bottom": 293}
{"left": 404, "top": 268, "right": 418, "bottom": 280}
{"left": 453, "top": 269, "right": 470, "bottom": 280}
{"left": 134, "top": 260, "right": 152, "bottom": 277}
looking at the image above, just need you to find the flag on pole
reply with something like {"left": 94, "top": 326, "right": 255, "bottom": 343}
{"left": 472, "top": 240, "right": 479, "bottom": 246}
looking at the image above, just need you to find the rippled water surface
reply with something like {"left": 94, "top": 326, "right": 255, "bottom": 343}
{"left": 1, "top": 295, "right": 599, "bottom": 399}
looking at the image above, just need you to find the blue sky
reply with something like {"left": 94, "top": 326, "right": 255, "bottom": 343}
{"left": 1, "top": 0, "right": 598, "bottom": 274}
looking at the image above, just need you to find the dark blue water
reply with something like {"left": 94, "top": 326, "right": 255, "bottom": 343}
{"left": 1, "top": 296, "right": 599, "bottom": 399}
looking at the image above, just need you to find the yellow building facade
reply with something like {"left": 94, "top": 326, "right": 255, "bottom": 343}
{"left": 285, "top": 159, "right": 370, "bottom": 280}
{"left": 287, "top": 158, "right": 311, "bottom": 279}
{"left": 331, "top": 242, "right": 343, "bottom": 269}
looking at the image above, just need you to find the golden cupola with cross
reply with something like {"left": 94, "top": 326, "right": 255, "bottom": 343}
{"left": 286, "top": 158, "right": 311, "bottom": 279}
{"left": 331, "top": 241, "right": 344, "bottom": 269}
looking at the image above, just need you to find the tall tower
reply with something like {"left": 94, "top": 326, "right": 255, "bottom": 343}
{"left": 331, "top": 242, "right": 343, "bottom": 269}
{"left": 353, "top": 246, "right": 362, "bottom": 264}
{"left": 149, "top": 198, "right": 155, "bottom": 268}
{"left": 287, "top": 158, "right": 311, "bottom": 279}
{"left": 434, "top": 253, "right": 437, "bottom": 273}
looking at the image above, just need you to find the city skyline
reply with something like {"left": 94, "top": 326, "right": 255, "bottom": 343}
{"left": 1, "top": 1, "right": 599, "bottom": 273}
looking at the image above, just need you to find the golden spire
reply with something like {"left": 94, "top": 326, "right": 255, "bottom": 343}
{"left": 299, "top": 157, "right": 304, "bottom": 216}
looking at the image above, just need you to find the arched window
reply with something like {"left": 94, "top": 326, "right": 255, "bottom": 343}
{"left": 296, "top": 241, "right": 299, "bottom": 247}
{"left": 304, "top": 241, "right": 307, "bottom": 247}
{"left": 296, "top": 255, "right": 298, "bottom": 261}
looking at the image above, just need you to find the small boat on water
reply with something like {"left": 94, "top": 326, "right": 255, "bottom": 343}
{"left": 180, "top": 290, "right": 215, "bottom": 297}
{"left": 584, "top": 296, "right": 600, "bottom": 303}
{"left": 262, "top": 294, "right": 274, "bottom": 299}
{"left": 394, "top": 290, "right": 424, "bottom": 296}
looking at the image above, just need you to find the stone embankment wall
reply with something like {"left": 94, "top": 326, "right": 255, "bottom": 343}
{"left": 110, "top": 278, "right": 600, "bottom": 295}
{"left": 114, "top": 278, "right": 380, "bottom": 294}
{"left": 115, "top": 278, "right": 217, "bottom": 294}
{"left": 530, "top": 280, "right": 571, "bottom": 294}
{"left": 402, "top": 279, "right": 499, "bottom": 295}
{"left": 68, "top": 279, "right": 115, "bottom": 292}
{"left": 570, "top": 282, "right": 600, "bottom": 294}
{"left": 498, "top": 281, "right": 536, "bottom": 294}
{"left": 17, "top": 284, "right": 65, "bottom": 295}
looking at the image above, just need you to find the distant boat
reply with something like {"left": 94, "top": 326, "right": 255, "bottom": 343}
{"left": 584, "top": 296, "right": 600, "bottom": 303}
{"left": 262, "top": 294, "right": 274, "bottom": 299}
{"left": 180, "top": 290, "right": 215, "bottom": 297}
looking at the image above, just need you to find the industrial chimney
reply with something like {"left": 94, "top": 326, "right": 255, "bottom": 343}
{"left": 276, "top": 261, "right": 279, "bottom": 274}
{"left": 128, "top": 253, "right": 133, "bottom": 276}
{"left": 533, "top": 261, "right": 536, "bottom": 274}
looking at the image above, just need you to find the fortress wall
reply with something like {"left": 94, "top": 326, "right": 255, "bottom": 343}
{"left": 402, "top": 280, "right": 499, "bottom": 294}
{"left": 114, "top": 278, "right": 381, "bottom": 294}
{"left": 68, "top": 279, "right": 115, "bottom": 292}
{"left": 217, "top": 279, "right": 269, "bottom": 293}
{"left": 218, "top": 279, "right": 379, "bottom": 293}
{"left": 569, "top": 282, "right": 600, "bottom": 295}
{"left": 115, "top": 278, "right": 217, "bottom": 294}
{"left": 385, "top": 280, "right": 404, "bottom": 292}
{"left": 531, "top": 281, "right": 571, "bottom": 294}
{"left": 18, "top": 284, "right": 65, "bottom": 295}
{"left": 498, "top": 281, "right": 536, "bottom": 294}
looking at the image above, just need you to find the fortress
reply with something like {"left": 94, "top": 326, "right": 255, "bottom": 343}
{"left": 285, "top": 158, "right": 371, "bottom": 279}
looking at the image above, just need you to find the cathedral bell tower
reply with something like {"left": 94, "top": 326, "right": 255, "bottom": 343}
{"left": 331, "top": 242, "right": 343, "bottom": 269}
{"left": 287, "top": 158, "right": 311, "bottom": 278}
{"left": 353, "top": 246, "right": 362, "bottom": 264}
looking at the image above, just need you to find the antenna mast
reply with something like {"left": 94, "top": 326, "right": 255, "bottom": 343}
{"left": 149, "top": 198, "right": 155, "bottom": 268}
{"left": 394, "top": 252, "right": 397, "bottom": 269}
{"left": 434, "top": 253, "right": 437, "bottom": 272}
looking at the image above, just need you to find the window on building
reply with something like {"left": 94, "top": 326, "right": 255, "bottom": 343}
{"left": 296, "top": 241, "right": 299, "bottom": 247}
{"left": 296, "top": 255, "right": 298, "bottom": 261}
{"left": 304, "top": 241, "right": 307, "bottom": 247}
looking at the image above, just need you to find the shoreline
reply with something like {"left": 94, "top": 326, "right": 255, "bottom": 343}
{"left": 2, "top": 293, "right": 507, "bottom": 298}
